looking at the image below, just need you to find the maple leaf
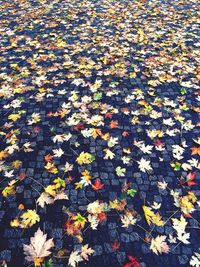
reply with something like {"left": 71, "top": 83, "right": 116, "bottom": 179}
{"left": 44, "top": 154, "right": 53, "bottom": 162}
{"left": 172, "top": 215, "right": 190, "bottom": 244}
{"left": 20, "top": 209, "right": 40, "bottom": 228}
{"left": 139, "top": 144, "right": 153, "bottom": 154}
{"left": 87, "top": 214, "right": 100, "bottom": 230}
{"left": 73, "top": 213, "right": 87, "bottom": 228}
{"left": 97, "top": 212, "right": 107, "bottom": 221}
{"left": 126, "top": 189, "right": 137, "bottom": 198}
{"left": 105, "top": 112, "right": 113, "bottom": 119}
{"left": 54, "top": 191, "right": 68, "bottom": 201}
{"left": 108, "top": 136, "right": 118, "bottom": 147}
{"left": 53, "top": 177, "right": 66, "bottom": 188}
{"left": 0, "top": 150, "right": 8, "bottom": 160}
{"left": 157, "top": 181, "right": 168, "bottom": 190}
{"left": 101, "top": 132, "right": 110, "bottom": 141}
{"left": 62, "top": 161, "right": 73, "bottom": 172}
{"left": 23, "top": 228, "right": 54, "bottom": 264}
{"left": 191, "top": 147, "right": 200, "bottom": 156}
{"left": 53, "top": 134, "right": 71, "bottom": 143}
{"left": 76, "top": 152, "right": 95, "bottom": 165}
{"left": 124, "top": 255, "right": 140, "bottom": 267}
{"left": 11, "top": 160, "right": 22, "bottom": 169}
{"left": 109, "top": 120, "right": 119, "bottom": 128}
{"left": 23, "top": 142, "right": 33, "bottom": 153}
{"left": 68, "top": 251, "right": 83, "bottom": 267}
{"left": 74, "top": 123, "right": 85, "bottom": 131}
{"left": 122, "top": 131, "right": 129, "bottom": 137}
{"left": 52, "top": 148, "right": 64, "bottom": 158}
{"left": 37, "top": 192, "right": 54, "bottom": 208}
{"left": 150, "top": 235, "right": 169, "bottom": 255}
{"left": 137, "top": 158, "right": 152, "bottom": 172}
{"left": 121, "top": 210, "right": 137, "bottom": 228}
{"left": 180, "top": 172, "right": 196, "bottom": 187}
{"left": 2, "top": 180, "right": 17, "bottom": 197}
{"left": 80, "top": 244, "right": 94, "bottom": 260}
{"left": 190, "top": 252, "right": 200, "bottom": 267}
{"left": 103, "top": 148, "right": 115, "bottom": 159}
{"left": 143, "top": 206, "right": 164, "bottom": 226}
{"left": 116, "top": 166, "right": 126, "bottom": 177}
{"left": 111, "top": 241, "right": 120, "bottom": 250}
{"left": 92, "top": 179, "right": 104, "bottom": 191}
{"left": 45, "top": 184, "right": 57, "bottom": 197}
{"left": 8, "top": 113, "right": 21, "bottom": 121}
{"left": 44, "top": 162, "right": 58, "bottom": 174}
{"left": 174, "top": 191, "right": 197, "bottom": 215}
{"left": 109, "top": 198, "right": 127, "bottom": 211}
{"left": 87, "top": 200, "right": 104, "bottom": 214}
{"left": 170, "top": 161, "right": 181, "bottom": 171}
{"left": 91, "top": 128, "right": 102, "bottom": 139}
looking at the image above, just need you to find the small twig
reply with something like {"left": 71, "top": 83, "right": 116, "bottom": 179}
{"left": 172, "top": 241, "right": 182, "bottom": 251}
{"left": 164, "top": 209, "right": 179, "bottom": 225}
{"left": 29, "top": 176, "right": 45, "bottom": 189}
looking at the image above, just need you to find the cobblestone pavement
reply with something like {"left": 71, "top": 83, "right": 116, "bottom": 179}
{"left": 0, "top": 0, "right": 200, "bottom": 266}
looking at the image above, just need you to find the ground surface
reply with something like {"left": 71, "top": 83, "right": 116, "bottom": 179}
{"left": 0, "top": 0, "right": 200, "bottom": 266}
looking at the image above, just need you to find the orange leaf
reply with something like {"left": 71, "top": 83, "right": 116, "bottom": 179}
{"left": 92, "top": 128, "right": 102, "bottom": 139}
{"left": 191, "top": 147, "right": 200, "bottom": 155}
{"left": 138, "top": 100, "right": 147, "bottom": 106}
{"left": 44, "top": 154, "right": 53, "bottom": 162}
{"left": 0, "top": 150, "right": 8, "bottom": 160}
{"left": 109, "top": 120, "right": 119, "bottom": 129}
{"left": 92, "top": 179, "right": 104, "bottom": 191}
{"left": 121, "top": 107, "right": 129, "bottom": 114}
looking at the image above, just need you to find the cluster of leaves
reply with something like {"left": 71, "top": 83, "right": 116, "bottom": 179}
{"left": 0, "top": 0, "right": 199, "bottom": 266}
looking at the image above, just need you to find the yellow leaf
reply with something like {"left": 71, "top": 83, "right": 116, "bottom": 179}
{"left": 20, "top": 210, "right": 40, "bottom": 228}
{"left": 143, "top": 206, "right": 164, "bottom": 226}
{"left": 76, "top": 152, "right": 95, "bottom": 165}
{"left": 73, "top": 213, "right": 87, "bottom": 228}
{"left": 45, "top": 184, "right": 57, "bottom": 196}
{"left": 8, "top": 113, "right": 21, "bottom": 121}
{"left": 10, "top": 218, "right": 20, "bottom": 227}
{"left": 2, "top": 180, "right": 17, "bottom": 197}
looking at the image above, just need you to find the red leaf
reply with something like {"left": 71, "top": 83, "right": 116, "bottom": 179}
{"left": 122, "top": 131, "right": 129, "bottom": 137}
{"left": 97, "top": 212, "right": 107, "bottom": 221}
{"left": 187, "top": 181, "right": 196, "bottom": 187}
{"left": 67, "top": 175, "right": 74, "bottom": 181}
{"left": 124, "top": 256, "right": 140, "bottom": 267}
{"left": 154, "top": 139, "right": 165, "bottom": 147}
{"left": 47, "top": 112, "right": 54, "bottom": 117}
{"left": 92, "top": 179, "right": 104, "bottom": 191}
{"left": 18, "top": 172, "right": 26, "bottom": 181}
{"left": 105, "top": 112, "right": 113, "bottom": 119}
{"left": 111, "top": 241, "right": 120, "bottom": 250}
{"left": 73, "top": 123, "right": 85, "bottom": 131}
{"left": 186, "top": 172, "right": 196, "bottom": 187}
{"left": 31, "top": 126, "right": 41, "bottom": 134}
{"left": 124, "top": 263, "right": 133, "bottom": 267}
{"left": 187, "top": 172, "right": 196, "bottom": 181}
